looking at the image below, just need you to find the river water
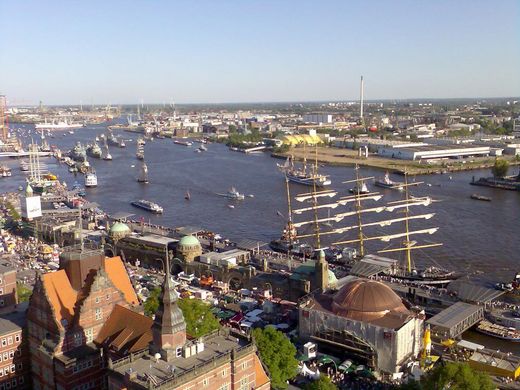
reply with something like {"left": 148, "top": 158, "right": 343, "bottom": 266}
{"left": 2, "top": 123, "right": 520, "bottom": 351}
{"left": 2, "top": 124, "right": 519, "bottom": 281}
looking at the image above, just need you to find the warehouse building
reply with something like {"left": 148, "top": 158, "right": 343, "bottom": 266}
{"left": 377, "top": 145, "right": 492, "bottom": 161}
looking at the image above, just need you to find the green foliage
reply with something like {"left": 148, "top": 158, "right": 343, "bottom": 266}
{"left": 273, "top": 144, "right": 290, "bottom": 153}
{"left": 491, "top": 158, "right": 509, "bottom": 178}
{"left": 226, "top": 129, "right": 263, "bottom": 147}
{"left": 303, "top": 375, "right": 338, "bottom": 390}
{"left": 253, "top": 327, "right": 299, "bottom": 389}
{"left": 17, "top": 283, "right": 32, "bottom": 303}
{"left": 178, "top": 298, "right": 221, "bottom": 338}
{"left": 421, "top": 362, "right": 494, "bottom": 390}
{"left": 399, "top": 380, "right": 422, "bottom": 390}
{"left": 144, "top": 287, "right": 161, "bottom": 317}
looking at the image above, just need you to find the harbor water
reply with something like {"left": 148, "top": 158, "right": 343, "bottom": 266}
{"left": 2, "top": 124, "right": 519, "bottom": 284}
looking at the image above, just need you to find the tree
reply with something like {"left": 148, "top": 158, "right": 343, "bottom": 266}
{"left": 178, "top": 298, "right": 220, "bottom": 338}
{"left": 421, "top": 362, "right": 494, "bottom": 390}
{"left": 17, "top": 283, "right": 32, "bottom": 303}
{"left": 144, "top": 287, "right": 161, "bottom": 317}
{"left": 253, "top": 327, "right": 299, "bottom": 389}
{"left": 303, "top": 375, "right": 337, "bottom": 390}
{"left": 491, "top": 158, "right": 509, "bottom": 178}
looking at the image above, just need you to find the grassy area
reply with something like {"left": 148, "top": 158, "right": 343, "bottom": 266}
{"left": 273, "top": 146, "right": 520, "bottom": 175}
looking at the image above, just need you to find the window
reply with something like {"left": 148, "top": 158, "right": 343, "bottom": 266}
{"left": 95, "top": 297, "right": 100, "bottom": 304}
{"left": 0, "top": 278, "right": 3, "bottom": 284}
{"left": 10, "top": 365, "right": 15, "bottom": 373}
{"left": 1, "top": 338, "right": 6, "bottom": 347}
{"left": 176, "top": 347, "right": 182, "bottom": 357}
{"left": 0, "top": 368, "right": 3, "bottom": 377}
{"left": 218, "top": 384, "right": 230, "bottom": 390}
{"left": 18, "top": 378, "right": 23, "bottom": 385}
{"left": 0, "top": 300, "right": 4, "bottom": 307}
{"left": 3, "top": 353, "right": 7, "bottom": 361}
{"left": 95, "top": 308, "right": 102, "bottom": 321}
{"left": 222, "top": 368, "right": 227, "bottom": 377}
{"left": 73, "top": 332, "right": 82, "bottom": 347}
{"left": 85, "top": 328, "right": 94, "bottom": 343}
{"left": 7, "top": 337, "right": 12, "bottom": 345}
{"left": 202, "top": 378, "right": 209, "bottom": 387}
{"left": 17, "top": 363, "right": 22, "bottom": 370}
{"left": 9, "top": 351, "right": 14, "bottom": 359}
{"left": 10, "top": 379, "right": 16, "bottom": 388}
{"left": 0, "top": 289, "right": 3, "bottom": 294}
{"left": 106, "top": 294, "right": 110, "bottom": 301}
{"left": 241, "top": 361, "right": 247, "bottom": 370}
{"left": 239, "top": 378, "right": 248, "bottom": 390}
{"left": 14, "top": 334, "right": 20, "bottom": 343}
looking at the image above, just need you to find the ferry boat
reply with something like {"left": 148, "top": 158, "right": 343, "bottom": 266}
{"left": 131, "top": 199, "right": 163, "bottom": 213}
{"left": 174, "top": 140, "right": 193, "bottom": 147}
{"left": 84, "top": 170, "right": 98, "bottom": 187}
{"left": 477, "top": 320, "right": 520, "bottom": 341}
{"left": 374, "top": 172, "right": 404, "bottom": 191}
{"left": 217, "top": 187, "right": 245, "bottom": 200}
{"left": 86, "top": 142, "right": 102, "bottom": 158}
{"left": 278, "top": 156, "right": 331, "bottom": 187}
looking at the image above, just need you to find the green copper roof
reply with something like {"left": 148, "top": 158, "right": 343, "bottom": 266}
{"left": 178, "top": 235, "right": 200, "bottom": 247}
{"left": 110, "top": 222, "right": 131, "bottom": 234}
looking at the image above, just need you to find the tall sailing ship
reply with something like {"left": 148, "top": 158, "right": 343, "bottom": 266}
{"left": 277, "top": 155, "right": 331, "bottom": 187}
{"left": 271, "top": 161, "right": 458, "bottom": 286}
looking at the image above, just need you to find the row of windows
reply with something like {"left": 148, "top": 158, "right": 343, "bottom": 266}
{"left": 0, "top": 335, "right": 20, "bottom": 348}
{"left": 0, "top": 376, "right": 24, "bottom": 389}
{"left": 72, "top": 359, "right": 93, "bottom": 373}
{"left": 0, "top": 350, "right": 20, "bottom": 362}
{"left": 71, "top": 380, "right": 97, "bottom": 390}
{"left": 0, "top": 363, "right": 22, "bottom": 376}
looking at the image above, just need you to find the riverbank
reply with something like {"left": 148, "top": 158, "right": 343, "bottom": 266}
{"left": 272, "top": 146, "right": 520, "bottom": 175}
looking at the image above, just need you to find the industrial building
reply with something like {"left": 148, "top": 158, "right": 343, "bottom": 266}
{"left": 303, "top": 114, "right": 333, "bottom": 124}
{"left": 377, "top": 144, "right": 492, "bottom": 161}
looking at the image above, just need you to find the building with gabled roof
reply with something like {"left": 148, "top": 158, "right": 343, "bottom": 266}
{"left": 27, "top": 245, "right": 141, "bottom": 390}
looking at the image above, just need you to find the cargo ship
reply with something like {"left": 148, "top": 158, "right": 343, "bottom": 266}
{"left": 131, "top": 199, "right": 163, "bottom": 213}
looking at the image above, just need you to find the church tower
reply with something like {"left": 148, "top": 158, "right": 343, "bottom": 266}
{"left": 151, "top": 252, "right": 187, "bottom": 361}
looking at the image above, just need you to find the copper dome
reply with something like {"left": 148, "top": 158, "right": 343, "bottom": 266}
{"left": 332, "top": 279, "right": 409, "bottom": 322}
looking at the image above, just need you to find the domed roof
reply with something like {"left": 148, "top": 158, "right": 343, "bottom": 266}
{"left": 332, "top": 279, "right": 409, "bottom": 322}
{"left": 178, "top": 235, "right": 200, "bottom": 247}
{"left": 110, "top": 222, "right": 131, "bottom": 235}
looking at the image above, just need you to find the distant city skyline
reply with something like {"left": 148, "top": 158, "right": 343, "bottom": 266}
{"left": 1, "top": 0, "right": 519, "bottom": 105}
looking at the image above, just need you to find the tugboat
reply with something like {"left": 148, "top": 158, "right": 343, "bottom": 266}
{"left": 137, "top": 162, "right": 148, "bottom": 183}
{"left": 374, "top": 172, "right": 404, "bottom": 191}
{"left": 217, "top": 187, "right": 245, "bottom": 200}
{"left": 131, "top": 199, "right": 163, "bottom": 213}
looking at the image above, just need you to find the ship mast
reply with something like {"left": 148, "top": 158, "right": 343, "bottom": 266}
{"left": 312, "top": 145, "right": 321, "bottom": 249}
{"left": 284, "top": 173, "right": 294, "bottom": 246}
{"left": 354, "top": 165, "right": 365, "bottom": 256}
{"left": 403, "top": 172, "right": 413, "bottom": 272}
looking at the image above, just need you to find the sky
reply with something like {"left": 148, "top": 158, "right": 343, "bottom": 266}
{"left": 1, "top": 0, "right": 519, "bottom": 105}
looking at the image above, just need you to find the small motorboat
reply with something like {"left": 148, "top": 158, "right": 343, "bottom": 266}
{"left": 470, "top": 194, "right": 491, "bottom": 201}
{"left": 228, "top": 205, "right": 235, "bottom": 209}
{"left": 185, "top": 190, "right": 191, "bottom": 200}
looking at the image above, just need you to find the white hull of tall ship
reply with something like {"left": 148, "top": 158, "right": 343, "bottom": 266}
{"left": 35, "top": 122, "right": 83, "bottom": 130}
{"left": 84, "top": 172, "right": 98, "bottom": 187}
{"left": 287, "top": 173, "right": 331, "bottom": 187}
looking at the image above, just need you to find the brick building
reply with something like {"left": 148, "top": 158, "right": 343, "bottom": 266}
{"left": 0, "top": 263, "right": 17, "bottom": 314}
{"left": 107, "top": 256, "right": 270, "bottom": 390}
{"left": 27, "top": 246, "right": 140, "bottom": 390}
{"left": 0, "top": 304, "right": 30, "bottom": 390}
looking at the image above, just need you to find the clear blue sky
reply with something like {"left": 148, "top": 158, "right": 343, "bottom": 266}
{"left": 1, "top": 0, "right": 519, "bottom": 105}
